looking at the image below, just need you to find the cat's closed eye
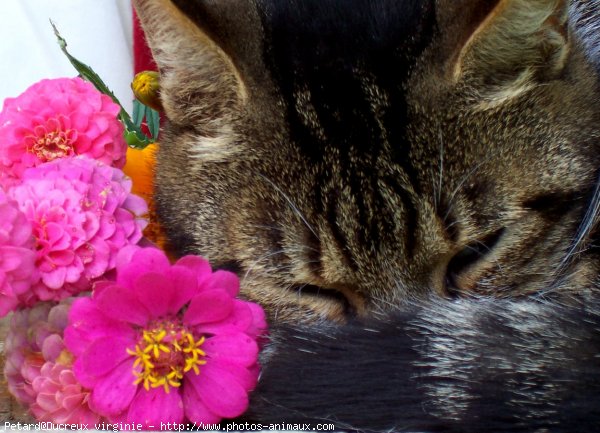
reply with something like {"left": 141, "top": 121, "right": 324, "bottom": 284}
{"left": 288, "top": 284, "right": 359, "bottom": 318}
{"left": 445, "top": 228, "right": 505, "bottom": 297}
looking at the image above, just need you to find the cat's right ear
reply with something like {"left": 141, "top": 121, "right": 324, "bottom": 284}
{"left": 443, "top": 0, "right": 569, "bottom": 103}
{"left": 133, "top": 0, "right": 246, "bottom": 124}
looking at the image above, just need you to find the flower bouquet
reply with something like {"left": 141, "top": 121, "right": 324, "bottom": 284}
{"left": 0, "top": 29, "right": 266, "bottom": 428}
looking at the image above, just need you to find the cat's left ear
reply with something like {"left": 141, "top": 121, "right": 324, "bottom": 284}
{"left": 133, "top": 0, "right": 246, "bottom": 124}
{"left": 450, "top": 0, "right": 569, "bottom": 99}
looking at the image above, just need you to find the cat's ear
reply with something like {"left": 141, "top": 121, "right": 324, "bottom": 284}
{"left": 451, "top": 0, "right": 569, "bottom": 100}
{"left": 133, "top": 0, "right": 246, "bottom": 124}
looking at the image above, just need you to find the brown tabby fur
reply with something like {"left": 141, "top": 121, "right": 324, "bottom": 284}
{"left": 133, "top": 0, "right": 600, "bottom": 324}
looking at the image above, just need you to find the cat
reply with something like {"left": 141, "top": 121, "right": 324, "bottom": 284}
{"left": 133, "top": 0, "right": 600, "bottom": 431}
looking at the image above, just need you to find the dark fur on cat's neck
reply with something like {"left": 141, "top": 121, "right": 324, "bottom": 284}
{"left": 247, "top": 297, "right": 600, "bottom": 432}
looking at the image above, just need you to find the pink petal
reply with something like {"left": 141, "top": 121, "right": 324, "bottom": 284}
{"left": 196, "top": 300, "right": 253, "bottom": 335}
{"left": 89, "top": 359, "right": 138, "bottom": 416}
{"left": 184, "top": 290, "right": 233, "bottom": 326}
{"left": 114, "top": 245, "right": 141, "bottom": 270}
{"left": 116, "top": 247, "right": 170, "bottom": 290}
{"left": 0, "top": 296, "right": 19, "bottom": 318}
{"left": 175, "top": 255, "right": 212, "bottom": 286}
{"left": 246, "top": 302, "right": 268, "bottom": 340}
{"left": 59, "top": 369, "right": 78, "bottom": 386}
{"left": 203, "top": 333, "right": 259, "bottom": 367}
{"left": 68, "top": 405, "right": 100, "bottom": 424}
{"left": 186, "top": 360, "right": 249, "bottom": 419}
{"left": 65, "top": 297, "right": 136, "bottom": 356}
{"left": 166, "top": 265, "right": 199, "bottom": 314}
{"left": 70, "top": 111, "right": 90, "bottom": 131}
{"left": 183, "top": 384, "right": 221, "bottom": 424}
{"left": 202, "top": 270, "right": 240, "bottom": 297}
{"left": 41, "top": 334, "right": 64, "bottom": 362}
{"left": 92, "top": 280, "right": 115, "bottom": 295}
{"left": 61, "top": 384, "right": 81, "bottom": 396}
{"left": 94, "top": 284, "right": 150, "bottom": 326}
{"left": 41, "top": 266, "right": 68, "bottom": 290}
{"left": 45, "top": 222, "right": 65, "bottom": 244}
{"left": 61, "top": 393, "right": 84, "bottom": 411}
{"left": 79, "top": 337, "right": 135, "bottom": 382}
{"left": 82, "top": 240, "right": 110, "bottom": 279}
{"left": 122, "top": 194, "right": 148, "bottom": 217}
{"left": 48, "top": 302, "right": 70, "bottom": 329}
{"left": 71, "top": 357, "right": 101, "bottom": 389}
{"left": 207, "top": 361, "right": 259, "bottom": 391}
{"left": 0, "top": 246, "right": 29, "bottom": 272}
{"left": 44, "top": 408, "right": 74, "bottom": 423}
{"left": 132, "top": 273, "right": 173, "bottom": 318}
{"left": 72, "top": 358, "right": 92, "bottom": 388}
{"left": 126, "top": 387, "right": 184, "bottom": 427}
{"left": 36, "top": 392, "right": 59, "bottom": 412}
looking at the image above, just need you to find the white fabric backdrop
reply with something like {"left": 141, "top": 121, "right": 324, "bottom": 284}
{"left": 0, "top": 0, "right": 134, "bottom": 111}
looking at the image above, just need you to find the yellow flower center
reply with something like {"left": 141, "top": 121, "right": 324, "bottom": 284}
{"left": 26, "top": 119, "right": 77, "bottom": 162}
{"left": 126, "top": 322, "right": 207, "bottom": 393}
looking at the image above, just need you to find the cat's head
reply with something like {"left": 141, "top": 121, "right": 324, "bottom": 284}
{"left": 134, "top": 0, "right": 600, "bottom": 322}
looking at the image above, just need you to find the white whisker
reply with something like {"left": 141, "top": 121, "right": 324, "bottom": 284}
{"left": 258, "top": 174, "right": 321, "bottom": 242}
{"left": 437, "top": 127, "right": 444, "bottom": 211}
{"left": 242, "top": 249, "right": 287, "bottom": 286}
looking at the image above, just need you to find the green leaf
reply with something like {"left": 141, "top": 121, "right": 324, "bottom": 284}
{"left": 125, "top": 130, "right": 150, "bottom": 148}
{"left": 52, "top": 21, "right": 154, "bottom": 149}
{"left": 133, "top": 100, "right": 146, "bottom": 127}
{"left": 147, "top": 108, "right": 161, "bottom": 141}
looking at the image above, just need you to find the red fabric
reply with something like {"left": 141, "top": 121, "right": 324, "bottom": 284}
{"left": 133, "top": 9, "right": 157, "bottom": 74}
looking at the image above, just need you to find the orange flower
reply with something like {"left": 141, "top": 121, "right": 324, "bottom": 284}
{"left": 124, "top": 143, "right": 156, "bottom": 197}
{"left": 123, "top": 143, "right": 168, "bottom": 250}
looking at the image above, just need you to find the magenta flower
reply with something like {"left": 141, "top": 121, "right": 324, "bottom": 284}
{"left": 64, "top": 246, "right": 266, "bottom": 427}
{"left": 4, "top": 300, "right": 100, "bottom": 424}
{"left": 0, "top": 187, "right": 38, "bottom": 316}
{"left": 0, "top": 77, "right": 126, "bottom": 183}
{"left": 9, "top": 157, "right": 148, "bottom": 305}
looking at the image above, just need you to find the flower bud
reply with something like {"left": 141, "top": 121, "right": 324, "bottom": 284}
{"left": 131, "top": 71, "right": 163, "bottom": 112}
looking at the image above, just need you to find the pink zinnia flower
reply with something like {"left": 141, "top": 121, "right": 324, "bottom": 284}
{"left": 0, "top": 187, "right": 38, "bottom": 316}
{"left": 31, "top": 361, "right": 100, "bottom": 424}
{"left": 64, "top": 246, "right": 267, "bottom": 427}
{"left": 9, "top": 157, "right": 148, "bottom": 305}
{"left": 4, "top": 302, "right": 54, "bottom": 406}
{"left": 0, "top": 77, "right": 126, "bottom": 183}
{"left": 4, "top": 300, "right": 100, "bottom": 424}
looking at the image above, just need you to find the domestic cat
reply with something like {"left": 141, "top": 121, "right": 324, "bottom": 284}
{"left": 134, "top": 0, "right": 600, "bottom": 431}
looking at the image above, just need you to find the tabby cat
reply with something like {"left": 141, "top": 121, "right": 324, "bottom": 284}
{"left": 133, "top": 0, "right": 600, "bottom": 431}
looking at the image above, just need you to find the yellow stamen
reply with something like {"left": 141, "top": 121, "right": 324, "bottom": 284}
{"left": 127, "top": 323, "right": 207, "bottom": 394}
{"left": 26, "top": 122, "right": 76, "bottom": 162}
